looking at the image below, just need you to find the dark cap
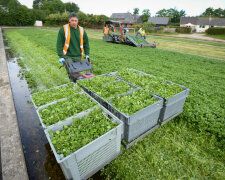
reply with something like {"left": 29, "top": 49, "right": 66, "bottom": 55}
{"left": 69, "top": 12, "right": 78, "bottom": 18}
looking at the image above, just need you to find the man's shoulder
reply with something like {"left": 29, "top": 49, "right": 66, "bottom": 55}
{"left": 59, "top": 26, "right": 64, "bottom": 32}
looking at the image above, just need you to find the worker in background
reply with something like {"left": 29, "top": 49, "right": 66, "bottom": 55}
{"left": 57, "top": 12, "right": 90, "bottom": 64}
{"left": 110, "top": 25, "right": 115, "bottom": 32}
{"left": 140, "top": 28, "right": 146, "bottom": 39}
{"left": 104, "top": 25, "right": 109, "bottom": 35}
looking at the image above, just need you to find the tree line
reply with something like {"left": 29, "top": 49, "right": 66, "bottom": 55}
{"left": 0, "top": 0, "right": 224, "bottom": 26}
{"left": 132, "top": 7, "right": 225, "bottom": 25}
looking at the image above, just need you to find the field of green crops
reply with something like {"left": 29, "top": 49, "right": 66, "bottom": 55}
{"left": 5, "top": 28, "right": 225, "bottom": 179}
{"left": 85, "top": 30, "right": 225, "bottom": 60}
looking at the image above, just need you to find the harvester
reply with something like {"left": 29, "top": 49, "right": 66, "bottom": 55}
{"left": 103, "top": 20, "right": 156, "bottom": 48}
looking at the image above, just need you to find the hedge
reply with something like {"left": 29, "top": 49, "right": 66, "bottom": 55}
{"left": 175, "top": 27, "right": 191, "bottom": 33}
{"left": 0, "top": 7, "right": 35, "bottom": 26}
{"left": 206, "top": 27, "right": 225, "bottom": 35}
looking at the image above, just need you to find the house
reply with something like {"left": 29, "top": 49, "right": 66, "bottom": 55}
{"left": 147, "top": 17, "right": 170, "bottom": 27}
{"left": 180, "top": 17, "right": 225, "bottom": 32}
{"left": 110, "top": 13, "right": 143, "bottom": 27}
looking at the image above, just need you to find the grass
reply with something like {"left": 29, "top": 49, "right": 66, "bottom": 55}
{"left": 5, "top": 29, "right": 69, "bottom": 89}
{"left": 148, "top": 35, "right": 225, "bottom": 47}
{"left": 4, "top": 28, "right": 225, "bottom": 179}
{"left": 147, "top": 37, "right": 225, "bottom": 60}
{"left": 205, "top": 34, "right": 225, "bottom": 40}
{"left": 85, "top": 30, "right": 225, "bottom": 60}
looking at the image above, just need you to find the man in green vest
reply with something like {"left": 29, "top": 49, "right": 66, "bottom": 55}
{"left": 57, "top": 12, "right": 90, "bottom": 64}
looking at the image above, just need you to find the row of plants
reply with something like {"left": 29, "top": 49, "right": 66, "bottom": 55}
{"left": 49, "top": 107, "right": 118, "bottom": 157}
{"left": 39, "top": 93, "right": 96, "bottom": 126}
{"left": 91, "top": 80, "right": 134, "bottom": 100}
{"left": 17, "top": 58, "right": 38, "bottom": 89}
{"left": 117, "top": 68, "right": 184, "bottom": 99}
{"left": 110, "top": 89, "right": 157, "bottom": 115}
{"left": 32, "top": 83, "right": 81, "bottom": 107}
{"left": 77, "top": 75, "right": 117, "bottom": 90}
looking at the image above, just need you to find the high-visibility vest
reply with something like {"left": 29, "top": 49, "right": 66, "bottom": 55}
{"left": 141, "top": 30, "right": 146, "bottom": 36}
{"left": 63, "top": 24, "right": 84, "bottom": 58}
{"left": 104, "top": 27, "right": 109, "bottom": 35}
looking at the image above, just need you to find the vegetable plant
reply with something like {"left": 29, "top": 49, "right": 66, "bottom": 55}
{"left": 5, "top": 28, "right": 225, "bottom": 179}
{"left": 92, "top": 80, "right": 134, "bottom": 100}
{"left": 49, "top": 108, "right": 118, "bottom": 157}
{"left": 117, "top": 68, "right": 184, "bottom": 98}
{"left": 39, "top": 93, "right": 96, "bottom": 126}
{"left": 110, "top": 89, "right": 157, "bottom": 115}
{"left": 77, "top": 75, "right": 117, "bottom": 90}
{"left": 32, "top": 83, "right": 81, "bottom": 107}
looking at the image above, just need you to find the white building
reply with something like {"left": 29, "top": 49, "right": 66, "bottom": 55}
{"left": 34, "top": 21, "right": 43, "bottom": 27}
{"left": 180, "top": 17, "right": 225, "bottom": 32}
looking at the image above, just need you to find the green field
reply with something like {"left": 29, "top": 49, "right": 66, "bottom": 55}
{"left": 205, "top": 34, "right": 225, "bottom": 40}
{"left": 5, "top": 28, "right": 225, "bottom": 179}
{"left": 84, "top": 30, "right": 225, "bottom": 60}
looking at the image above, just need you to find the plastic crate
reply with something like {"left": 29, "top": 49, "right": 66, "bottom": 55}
{"left": 159, "top": 83, "right": 189, "bottom": 121}
{"left": 45, "top": 106, "right": 123, "bottom": 180}
{"left": 106, "top": 90, "right": 163, "bottom": 142}
{"left": 84, "top": 80, "right": 136, "bottom": 109}
{"left": 116, "top": 69, "right": 190, "bottom": 123}
{"left": 36, "top": 92, "right": 96, "bottom": 129}
{"left": 30, "top": 83, "right": 79, "bottom": 109}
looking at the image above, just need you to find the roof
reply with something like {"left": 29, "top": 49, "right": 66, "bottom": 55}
{"left": 180, "top": 17, "right": 225, "bottom": 26}
{"left": 147, "top": 17, "right": 170, "bottom": 25}
{"left": 110, "top": 13, "right": 143, "bottom": 24}
{"left": 110, "top": 13, "right": 131, "bottom": 19}
{"left": 180, "top": 17, "right": 198, "bottom": 25}
{"left": 105, "top": 20, "right": 121, "bottom": 25}
{"left": 133, "top": 14, "right": 143, "bottom": 24}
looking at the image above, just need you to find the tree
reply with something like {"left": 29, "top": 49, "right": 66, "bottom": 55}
{"left": 155, "top": 8, "right": 168, "bottom": 17}
{"left": 33, "top": 0, "right": 53, "bottom": 9}
{"left": 0, "top": 0, "right": 21, "bottom": 11}
{"left": 133, "top": 8, "right": 139, "bottom": 15}
{"left": 33, "top": 9, "right": 47, "bottom": 21}
{"left": 40, "top": 0, "right": 65, "bottom": 14}
{"left": 156, "top": 8, "right": 186, "bottom": 23}
{"left": 65, "top": 2, "right": 79, "bottom": 13}
{"left": 200, "top": 7, "right": 225, "bottom": 17}
{"left": 141, "top": 9, "right": 150, "bottom": 22}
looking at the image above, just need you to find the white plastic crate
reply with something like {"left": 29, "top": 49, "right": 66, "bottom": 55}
{"left": 35, "top": 92, "right": 97, "bottom": 129}
{"left": 30, "top": 83, "right": 80, "bottom": 109}
{"left": 114, "top": 68, "right": 190, "bottom": 123}
{"left": 45, "top": 105, "right": 123, "bottom": 180}
{"left": 106, "top": 90, "right": 163, "bottom": 142}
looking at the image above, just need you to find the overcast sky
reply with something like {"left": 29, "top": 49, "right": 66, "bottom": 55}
{"left": 18, "top": 0, "right": 225, "bottom": 17}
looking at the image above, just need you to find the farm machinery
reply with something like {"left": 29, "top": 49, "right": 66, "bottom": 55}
{"left": 103, "top": 20, "right": 156, "bottom": 48}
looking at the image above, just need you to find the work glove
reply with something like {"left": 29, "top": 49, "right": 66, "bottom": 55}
{"left": 59, "top": 57, "right": 64, "bottom": 64}
{"left": 85, "top": 55, "right": 89, "bottom": 60}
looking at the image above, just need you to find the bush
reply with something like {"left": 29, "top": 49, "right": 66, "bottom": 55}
{"left": 206, "top": 27, "right": 225, "bottom": 35}
{"left": 175, "top": 27, "right": 191, "bottom": 33}
{"left": 45, "top": 12, "right": 109, "bottom": 28}
{"left": 0, "top": 6, "right": 36, "bottom": 26}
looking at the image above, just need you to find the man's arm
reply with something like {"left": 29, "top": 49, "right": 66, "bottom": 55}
{"left": 83, "top": 30, "right": 90, "bottom": 56}
{"left": 56, "top": 27, "right": 65, "bottom": 58}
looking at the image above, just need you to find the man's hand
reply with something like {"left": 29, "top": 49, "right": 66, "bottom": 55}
{"left": 59, "top": 57, "right": 64, "bottom": 64}
{"left": 85, "top": 55, "right": 89, "bottom": 60}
